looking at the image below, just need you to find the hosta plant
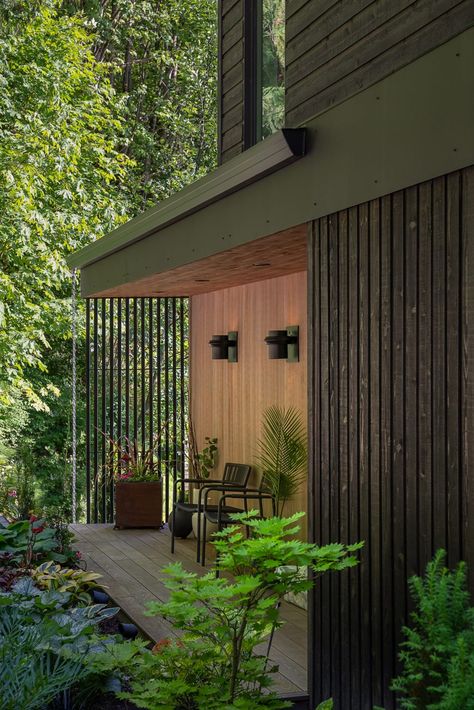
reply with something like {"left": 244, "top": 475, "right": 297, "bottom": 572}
{"left": 121, "top": 512, "right": 363, "bottom": 709}
{"left": 31, "top": 561, "right": 104, "bottom": 605}
{"left": 0, "top": 517, "right": 74, "bottom": 567}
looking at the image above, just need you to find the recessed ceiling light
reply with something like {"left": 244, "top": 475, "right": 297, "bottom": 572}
{"left": 253, "top": 261, "right": 271, "bottom": 267}
{"left": 195, "top": 278, "right": 210, "bottom": 283}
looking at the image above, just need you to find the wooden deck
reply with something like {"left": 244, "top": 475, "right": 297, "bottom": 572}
{"left": 71, "top": 524, "right": 307, "bottom": 695}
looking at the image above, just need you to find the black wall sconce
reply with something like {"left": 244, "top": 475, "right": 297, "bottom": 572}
{"left": 264, "top": 326, "right": 299, "bottom": 362}
{"left": 209, "top": 331, "right": 238, "bottom": 362}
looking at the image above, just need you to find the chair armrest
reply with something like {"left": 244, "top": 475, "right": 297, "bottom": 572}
{"left": 199, "top": 483, "right": 247, "bottom": 510}
{"left": 218, "top": 492, "right": 274, "bottom": 504}
{"left": 173, "top": 477, "right": 222, "bottom": 504}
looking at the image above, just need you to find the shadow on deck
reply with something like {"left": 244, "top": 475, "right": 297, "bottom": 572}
{"left": 71, "top": 523, "right": 308, "bottom": 696}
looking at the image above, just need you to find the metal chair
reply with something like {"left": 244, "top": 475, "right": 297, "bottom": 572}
{"left": 170, "top": 462, "right": 252, "bottom": 561}
{"left": 200, "top": 487, "right": 276, "bottom": 567}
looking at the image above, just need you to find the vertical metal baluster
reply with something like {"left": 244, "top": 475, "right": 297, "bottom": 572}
{"left": 133, "top": 299, "right": 138, "bottom": 450}
{"left": 141, "top": 298, "right": 146, "bottom": 453}
{"left": 117, "top": 299, "right": 122, "bottom": 508}
{"left": 149, "top": 298, "right": 154, "bottom": 463}
{"left": 157, "top": 299, "right": 162, "bottom": 470}
{"left": 101, "top": 298, "right": 107, "bottom": 523}
{"left": 172, "top": 299, "right": 177, "bottom": 481}
{"left": 180, "top": 298, "right": 186, "bottom": 476}
{"left": 85, "top": 299, "right": 91, "bottom": 523}
{"left": 93, "top": 300, "right": 99, "bottom": 523}
{"left": 109, "top": 299, "right": 114, "bottom": 523}
{"left": 164, "top": 298, "right": 170, "bottom": 518}
{"left": 125, "top": 299, "right": 130, "bottom": 447}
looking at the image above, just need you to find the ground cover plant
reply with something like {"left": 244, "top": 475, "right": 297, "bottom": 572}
{"left": 391, "top": 550, "right": 474, "bottom": 709}
{"left": 0, "top": 536, "right": 147, "bottom": 710}
{"left": 0, "top": 516, "right": 76, "bottom": 571}
{"left": 120, "top": 512, "right": 363, "bottom": 709}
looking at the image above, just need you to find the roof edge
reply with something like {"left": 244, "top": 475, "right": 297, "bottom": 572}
{"left": 67, "top": 128, "right": 306, "bottom": 270}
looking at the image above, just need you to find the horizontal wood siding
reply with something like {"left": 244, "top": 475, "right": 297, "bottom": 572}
{"left": 286, "top": 0, "right": 474, "bottom": 127}
{"left": 308, "top": 166, "right": 474, "bottom": 708}
{"left": 220, "top": 0, "right": 245, "bottom": 163}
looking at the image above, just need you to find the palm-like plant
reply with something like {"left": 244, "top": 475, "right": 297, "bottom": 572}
{"left": 257, "top": 406, "right": 307, "bottom": 516}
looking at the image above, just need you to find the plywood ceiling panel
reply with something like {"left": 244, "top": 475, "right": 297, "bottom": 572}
{"left": 91, "top": 224, "right": 307, "bottom": 297}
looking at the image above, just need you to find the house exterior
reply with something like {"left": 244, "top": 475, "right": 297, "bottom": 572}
{"left": 69, "top": 2, "right": 474, "bottom": 708}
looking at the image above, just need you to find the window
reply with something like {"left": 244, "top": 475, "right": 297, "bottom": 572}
{"left": 243, "top": 0, "right": 285, "bottom": 149}
{"left": 260, "top": 0, "right": 285, "bottom": 139}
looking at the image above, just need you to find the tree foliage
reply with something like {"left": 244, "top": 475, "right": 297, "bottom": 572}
{"left": 0, "top": 0, "right": 217, "bottom": 520}
{"left": 0, "top": 1, "right": 132, "bottom": 404}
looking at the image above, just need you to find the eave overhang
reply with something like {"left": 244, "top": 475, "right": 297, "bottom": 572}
{"left": 68, "top": 29, "right": 474, "bottom": 298}
{"left": 67, "top": 128, "right": 306, "bottom": 271}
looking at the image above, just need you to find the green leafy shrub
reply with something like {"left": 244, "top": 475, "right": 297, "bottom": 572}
{"left": 391, "top": 550, "right": 474, "bottom": 709}
{"left": 31, "top": 560, "right": 103, "bottom": 605}
{"left": 0, "top": 606, "right": 88, "bottom": 710}
{"left": 0, "top": 517, "right": 74, "bottom": 567}
{"left": 121, "top": 512, "right": 362, "bottom": 709}
{"left": 0, "top": 576, "right": 140, "bottom": 709}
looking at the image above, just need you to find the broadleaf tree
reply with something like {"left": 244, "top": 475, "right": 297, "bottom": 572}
{"left": 0, "top": 0, "right": 217, "bottom": 520}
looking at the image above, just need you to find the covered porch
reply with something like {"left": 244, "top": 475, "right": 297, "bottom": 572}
{"left": 71, "top": 523, "right": 308, "bottom": 698}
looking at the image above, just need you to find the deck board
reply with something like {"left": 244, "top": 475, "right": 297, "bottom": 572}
{"left": 71, "top": 524, "right": 307, "bottom": 694}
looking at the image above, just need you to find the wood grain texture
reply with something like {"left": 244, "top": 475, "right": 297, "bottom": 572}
{"left": 190, "top": 272, "right": 308, "bottom": 535}
{"left": 308, "top": 166, "right": 474, "bottom": 708}
{"left": 70, "top": 524, "right": 307, "bottom": 693}
{"left": 220, "top": 0, "right": 244, "bottom": 162}
{"left": 94, "top": 225, "right": 307, "bottom": 298}
{"left": 286, "top": 0, "right": 474, "bottom": 127}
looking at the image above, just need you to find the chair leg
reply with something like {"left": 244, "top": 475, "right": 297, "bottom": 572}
{"left": 215, "top": 521, "right": 221, "bottom": 578}
{"left": 171, "top": 504, "right": 176, "bottom": 554}
{"left": 201, "top": 515, "right": 207, "bottom": 567}
{"left": 196, "top": 508, "right": 201, "bottom": 564}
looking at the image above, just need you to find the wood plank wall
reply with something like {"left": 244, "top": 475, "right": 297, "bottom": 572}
{"left": 286, "top": 0, "right": 474, "bottom": 128}
{"left": 308, "top": 166, "right": 474, "bottom": 709}
{"left": 190, "top": 272, "right": 308, "bottom": 533}
{"left": 220, "top": 0, "right": 245, "bottom": 163}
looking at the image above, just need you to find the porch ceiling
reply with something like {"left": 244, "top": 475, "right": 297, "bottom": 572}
{"left": 91, "top": 224, "right": 308, "bottom": 297}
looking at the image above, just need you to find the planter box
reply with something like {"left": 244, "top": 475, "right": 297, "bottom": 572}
{"left": 115, "top": 481, "right": 163, "bottom": 529}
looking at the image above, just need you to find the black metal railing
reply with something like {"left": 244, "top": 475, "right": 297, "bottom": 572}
{"left": 85, "top": 297, "right": 188, "bottom": 523}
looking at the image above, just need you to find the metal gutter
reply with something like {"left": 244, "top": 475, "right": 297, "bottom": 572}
{"left": 67, "top": 128, "right": 306, "bottom": 270}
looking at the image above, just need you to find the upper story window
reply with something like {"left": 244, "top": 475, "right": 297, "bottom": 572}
{"left": 260, "top": 0, "right": 285, "bottom": 139}
{"left": 242, "top": 0, "right": 285, "bottom": 149}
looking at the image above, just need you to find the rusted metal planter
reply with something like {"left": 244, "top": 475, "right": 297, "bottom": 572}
{"left": 115, "top": 481, "right": 163, "bottom": 529}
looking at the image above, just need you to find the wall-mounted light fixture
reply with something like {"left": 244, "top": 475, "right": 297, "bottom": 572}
{"left": 209, "top": 331, "right": 238, "bottom": 362}
{"left": 264, "top": 326, "right": 299, "bottom": 362}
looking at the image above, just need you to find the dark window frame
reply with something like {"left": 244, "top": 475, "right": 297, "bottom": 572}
{"left": 243, "top": 0, "right": 262, "bottom": 150}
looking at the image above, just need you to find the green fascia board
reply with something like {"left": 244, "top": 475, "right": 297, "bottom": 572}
{"left": 67, "top": 128, "right": 306, "bottom": 270}
{"left": 80, "top": 28, "right": 474, "bottom": 297}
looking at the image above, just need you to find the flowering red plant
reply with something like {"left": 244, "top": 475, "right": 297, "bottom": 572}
{"left": 107, "top": 434, "right": 163, "bottom": 483}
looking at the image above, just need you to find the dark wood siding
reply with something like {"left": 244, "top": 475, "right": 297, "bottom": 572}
{"left": 286, "top": 0, "right": 474, "bottom": 127}
{"left": 219, "top": 0, "right": 245, "bottom": 163}
{"left": 308, "top": 166, "right": 474, "bottom": 709}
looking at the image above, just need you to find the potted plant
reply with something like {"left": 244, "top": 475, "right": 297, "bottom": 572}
{"left": 168, "top": 420, "right": 218, "bottom": 539}
{"left": 110, "top": 436, "right": 163, "bottom": 529}
{"left": 257, "top": 405, "right": 307, "bottom": 517}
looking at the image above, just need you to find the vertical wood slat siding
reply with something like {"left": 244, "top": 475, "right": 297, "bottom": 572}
{"left": 308, "top": 166, "right": 474, "bottom": 709}
{"left": 286, "top": 0, "right": 474, "bottom": 128}
{"left": 220, "top": 0, "right": 245, "bottom": 163}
